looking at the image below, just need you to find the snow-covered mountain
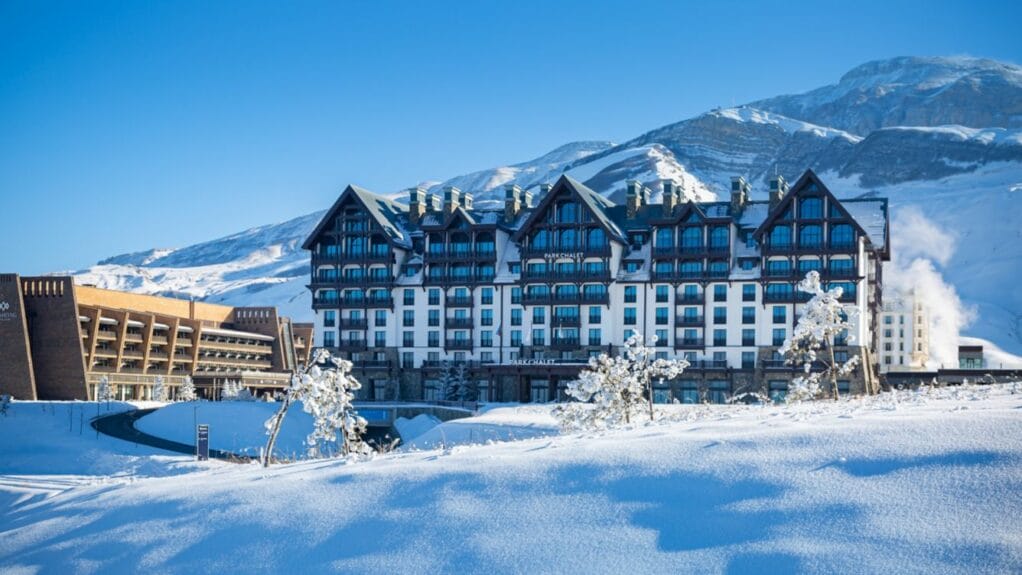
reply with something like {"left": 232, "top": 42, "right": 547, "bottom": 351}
{"left": 71, "top": 56, "right": 1022, "bottom": 353}
{"left": 751, "top": 56, "right": 1022, "bottom": 135}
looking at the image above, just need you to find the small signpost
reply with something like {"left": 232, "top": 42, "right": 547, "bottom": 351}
{"left": 196, "top": 424, "right": 209, "bottom": 461}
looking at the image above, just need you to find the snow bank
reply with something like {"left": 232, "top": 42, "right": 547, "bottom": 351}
{"left": 392, "top": 413, "right": 440, "bottom": 443}
{"left": 399, "top": 404, "right": 558, "bottom": 450}
{"left": 3, "top": 386, "right": 1022, "bottom": 573}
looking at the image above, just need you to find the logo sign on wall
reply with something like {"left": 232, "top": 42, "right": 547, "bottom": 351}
{"left": 0, "top": 299, "right": 15, "bottom": 322}
{"left": 196, "top": 424, "right": 210, "bottom": 461}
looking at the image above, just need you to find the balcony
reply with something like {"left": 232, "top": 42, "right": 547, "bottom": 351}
{"left": 677, "top": 293, "right": 704, "bottom": 304}
{"left": 551, "top": 316, "right": 581, "bottom": 328}
{"left": 550, "top": 337, "right": 580, "bottom": 349}
{"left": 336, "top": 340, "right": 368, "bottom": 352}
{"left": 521, "top": 268, "right": 612, "bottom": 283}
{"left": 421, "top": 359, "right": 495, "bottom": 369}
{"left": 674, "top": 338, "right": 704, "bottom": 350}
{"left": 445, "top": 317, "right": 475, "bottom": 329}
{"left": 311, "top": 250, "right": 391, "bottom": 266}
{"left": 352, "top": 359, "right": 392, "bottom": 370}
{"left": 522, "top": 292, "right": 609, "bottom": 306}
{"left": 445, "top": 339, "right": 473, "bottom": 351}
{"left": 686, "top": 360, "right": 729, "bottom": 370}
{"left": 675, "top": 314, "right": 704, "bottom": 326}
{"left": 519, "top": 245, "right": 611, "bottom": 259}
{"left": 339, "top": 318, "right": 368, "bottom": 329}
{"left": 445, "top": 295, "right": 474, "bottom": 307}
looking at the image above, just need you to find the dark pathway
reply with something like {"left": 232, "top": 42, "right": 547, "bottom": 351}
{"left": 91, "top": 408, "right": 253, "bottom": 462}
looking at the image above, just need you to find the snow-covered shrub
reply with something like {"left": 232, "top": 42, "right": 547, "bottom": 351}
{"left": 152, "top": 376, "right": 167, "bottom": 402}
{"left": 780, "top": 271, "right": 862, "bottom": 401}
{"left": 555, "top": 335, "right": 688, "bottom": 431}
{"left": 263, "top": 349, "right": 370, "bottom": 465}
{"left": 177, "top": 376, "right": 197, "bottom": 402}
{"left": 442, "top": 362, "right": 474, "bottom": 402}
{"left": 221, "top": 380, "right": 255, "bottom": 402}
{"left": 95, "top": 376, "right": 115, "bottom": 402}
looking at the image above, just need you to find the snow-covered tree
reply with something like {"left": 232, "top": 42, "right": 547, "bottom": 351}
{"left": 95, "top": 375, "right": 115, "bottom": 402}
{"left": 152, "top": 376, "right": 167, "bottom": 402}
{"left": 177, "top": 376, "right": 197, "bottom": 402}
{"left": 263, "top": 349, "right": 370, "bottom": 466}
{"left": 780, "top": 271, "right": 861, "bottom": 401}
{"left": 555, "top": 335, "right": 688, "bottom": 431}
{"left": 221, "top": 380, "right": 254, "bottom": 402}
{"left": 444, "top": 362, "right": 474, "bottom": 402}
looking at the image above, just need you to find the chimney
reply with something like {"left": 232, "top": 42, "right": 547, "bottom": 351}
{"left": 408, "top": 187, "right": 426, "bottom": 224}
{"left": 462, "top": 192, "right": 473, "bottom": 211}
{"left": 443, "top": 186, "right": 460, "bottom": 214}
{"left": 730, "top": 176, "right": 750, "bottom": 213}
{"left": 626, "top": 180, "right": 643, "bottom": 219}
{"left": 768, "top": 175, "right": 788, "bottom": 208}
{"left": 662, "top": 180, "right": 678, "bottom": 216}
{"left": 505, "top": 184, "right": 522, "bottom": 222}
{"left": 523, "top": 190, "right": 533, "bottom": 208}
{"left": 425, "top": 193, "right": 441, "bottom": 211}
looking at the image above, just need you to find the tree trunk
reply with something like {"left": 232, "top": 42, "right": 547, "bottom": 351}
{"left": 647, "top": 373, "right": 655, "bottom": 422}
{"left": 828, "top": 341, "right": 840, "bottom": 400}
{"left": 262, "top": 394, "right": 292, "bottom": 467}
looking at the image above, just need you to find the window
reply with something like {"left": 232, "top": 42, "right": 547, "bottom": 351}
{"left": 742, "top": 307, "right": 755, "bottom": 324}
{"left": 403, "top": 310, "right": 415, "bottom": 327}
{"left": 428, "top": 331, "right": 439, "bottom": 347}
{"left": 481, "top": 309, "right": 493, "bottom": 326}
{"left": 624, "top": 286, "right": 637, "bottom": 303}
{"left": 624, "top": 261, "right": 640, "bottom": 273}
{"left": 830, "top": 224, "right": 854, "bottom": 248}
{"left": 710, "top": 226, "right": 729, "bottom": 248}
{"left": 656, "top": 285, "right": 669, "bottom": 303}
{"left": 375, "top": 310, "right": 386, "bottom": 327}
{"left": 428, "top": 289, "right": 440, "bottom": 306}
{"left": 403, "top": 289, "right": 415, "bottom": 306}
{"left": 511, "top": 287, "right": 521, "bottom": 304}
{"left": 742, "top": 329, "right": 755, "bottom": 346}
{"left": 511, "top": 308, "right": 522, "bottom": 326}
{"left": 533, "top": 307, "right": 545, "bottom": 325}
{"left": 655, "top": 329, "right": 668, "bottom": 345}
{"left": 713, "top": 307, "right": 726, "bottom": 324}
{"left": 557, "top": 201, "right": 577, "bottom": 223}
{"left": 769, "top": 381, "right": 788, "bottom": 403}
{"left": 656, "top": 307, "right": 668, "bottom": 325}
{"left": 588, "top": 329, "right": 601, "bottom": 346}
{"left": 800, "top": 197, "right": 822, "bottom": 219}
{"left": 403, "top": 331, "right": 414, "bottom": 347}
{"left": 713, "top": 329, "right": 726, "bottom": 346}
{"left": 482, "top": 288, "right": 493, "bottom": 305}
{"left": 481, "top": 330, "right": 493, "bottom": 347}
{"left": 428, "top": 309, "right": 439, "bottom": 327}
{"left": 773, "top": 306, "right": 786, "bottom": 324}
{"left": 769, "top": 225, "right": 791, "bottom": 248}
{"left": 588, "top": 228, "right": 607, "bottom": 249}
{"left": 655, "top": 228, "right": 674, "bottom": 249}
{"left": 402, "top": 352, "right": 413, "bottom": 368}
{"left": 511, "top": 330, "right": 522, "bottom": 346}
{"left": 742, "top": 351, "right": 755, "bottom": 369}
{"left": 799, "top": 225, "right": 822, "bottom": 248}
{"left": 532, "top": 329, "right": 545, "bottom": 346}
{"left": 714, "top": 285, "right": 727, "bottom": 302}
{"left": 798, "top": 258, "right": 822, "bottom": 273}
{"left": 772, "top": 328, "right": 786, "bottom": 346}
{"left": 323, "top": 330, "right": 336, "bottom": 348}
{"left": 374, "top": 331, "right": 386, "bottom": 347}
{"left": 323, "top": 310, "right": 336, "bottom": 328}
{"left": 742, "top": 284, "right": 755, "bottom": 302}
{"left": 624, "top": 308, "right": 637, "bottom": 325}
{"left": 588, "top": 306, "right": 601, "bottom": 324}
{"left": 681, "top": 227, "right": 702, "bottom": 248}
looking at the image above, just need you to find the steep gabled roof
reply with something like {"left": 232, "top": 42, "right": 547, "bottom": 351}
{"left": 419, "top": 206, "right": 478, "bottom": 231}
{"left": 511, "top": 175, "right": 626, "bottom": 243}
{"left": 301, "top": 185, "right": 411, "bottom": 250}
{"left": 751, "top": 169, "right": 881, "bottom": 251}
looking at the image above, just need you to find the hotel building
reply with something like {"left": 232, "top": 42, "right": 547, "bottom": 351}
{"left": 878, "top": 291, "right": 930, "bottom": 372}
{"left": 304, "top": 169, "right": 890, "bottom": 403}
{"left": 0, "top": 275, "right": 313, "bottom": 401}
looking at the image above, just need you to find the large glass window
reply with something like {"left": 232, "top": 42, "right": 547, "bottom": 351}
{"left": 710, "top": 227, "right": 729, "bottom": 248}
{"left": 769, "top": 225, "right": 791, "bottom": 248}
{"left": 799, "top": 225, "right": 822, "bottom": 248}
{"left": 559, "top": 229, "right": 578, "bottom": 250}
{"left": 830, "top": 224, "right": 854, "bottom": 248}
{"left": 655, "top": 228, "right": 674, "bottom": 249}
{"left": 587, "top": 228, "right": 607, "bottom": 249}
{"left": 557, "top": 201, "right": 578, "bottom": 223}
{"left": 800, "top": 197, "right": 822, "bottom": 219}
{"left": 681, "top": 227, "right": 703, "bottom": 248}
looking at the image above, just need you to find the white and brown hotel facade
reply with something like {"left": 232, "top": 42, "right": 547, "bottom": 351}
{"left": 304, "top": 170, "right": 890, "bottom": 404}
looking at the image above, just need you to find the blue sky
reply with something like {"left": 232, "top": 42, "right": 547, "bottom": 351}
{"left": 2, "top": 1, "right": 1020, "bottom": 274}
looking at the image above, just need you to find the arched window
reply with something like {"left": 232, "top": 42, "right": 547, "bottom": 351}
{"left": 559, "top": 229, "right": 577, "bottom": 250}
{"left": 587, "top": 228, "right": 607, "bottom": 249}
{"left": 768, "top": 226, "right": 791, "bottom": 248}
{"left": 681, "top": 227, "right": 703, "bottom": 248}
{"left": 557, "top": 202, "right": 578, "bottom": 223}
{"left": 654, "top": 228, "right": 674, "bottom": 249}
{"left": 830, "top": 224, "right": 854, "bottom": 248}
{"left": 710, "top": 226, "right": 729, "bottom": 248}
{"left": 799, "top": 225, "right": 822, "bottom": 248}
{"left": 800, "top": 197, "right": 822, "bottom": 219}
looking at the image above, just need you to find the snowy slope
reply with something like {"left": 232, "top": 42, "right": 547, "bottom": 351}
{"left": 3, "top": 385, "right": 1022, "bottom": 573}
{"left": 751, "top": 56, "right": 1022, "bottom": 134}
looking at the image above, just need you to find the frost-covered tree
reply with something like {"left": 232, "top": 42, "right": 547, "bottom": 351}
{"left": 555, "top": 335, "right": 688, "bottom": 431}
{"left": 780, "top": 271, "right": 861, "bottom": 401}
{"left": 221, "top": 380, "right": 254, "bottom": 402}
{"left": 177, "top": 376, "right": 197, "bottom": 402}
{"left": 444, "top": 362, "right": 474, "bottom": 402}
{"left": 152, "top": 376, "right": 167, "bottom": 402}
{"left": 95, "top": 375, "right": 115, "bottom": 402}
{"left": 263, "top": 349, "right": 370, "bottom": 466}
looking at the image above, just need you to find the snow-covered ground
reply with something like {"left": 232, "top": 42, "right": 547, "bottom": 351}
{"left": 3, "top": 385, "right": 1022, "bottom": 573}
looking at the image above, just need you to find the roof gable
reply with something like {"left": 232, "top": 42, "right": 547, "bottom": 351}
{"left": 511, "top": 175, "right": 626, "bottom": 243}
{"left": 751, "top": 170, "right": 874, "bottom": 247}
{"left": 301, "top": 185, "right": 410, "bottom": 250}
